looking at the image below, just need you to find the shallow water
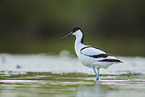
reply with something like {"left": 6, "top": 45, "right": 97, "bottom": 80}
{"left": 0, "top": 53, "right": 145, "bottom": 97}
{"left": 0, "top": 72, "right": 145, "bottom": 97}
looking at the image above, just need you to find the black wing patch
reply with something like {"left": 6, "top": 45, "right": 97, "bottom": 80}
{"left": 99, "top": 59, "right": 123, "bottom": 63}
{"left": 87, "top": 54, "right": 109, "bottom": 58}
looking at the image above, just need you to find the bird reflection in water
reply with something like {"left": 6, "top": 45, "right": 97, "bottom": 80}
{"left": 76, "top": 81, "right": 108, "bottom": 97}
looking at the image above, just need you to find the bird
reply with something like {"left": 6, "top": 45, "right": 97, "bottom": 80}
{"left": 58, "top": 26, "right": 123, "bottom": 81}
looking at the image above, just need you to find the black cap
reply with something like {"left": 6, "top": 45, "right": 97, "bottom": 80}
{"left": 72, "top": 26, "right": 82, "bottom": 32}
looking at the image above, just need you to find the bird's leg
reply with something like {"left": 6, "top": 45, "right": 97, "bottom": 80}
{"left": 92, "top": 66, "right": 99, "bottom": 80}
{"left": 97, "top": 68, "right": 99, "bottom": 80}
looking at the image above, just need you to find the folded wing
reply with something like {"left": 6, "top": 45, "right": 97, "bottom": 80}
{"left": 80, "top": 46, "right": 110, "bottom": 58}
{"left": 80, "top": 46, "right": 122, "bottom": 63}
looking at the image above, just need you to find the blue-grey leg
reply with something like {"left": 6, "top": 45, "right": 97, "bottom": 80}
{"left": 97, "top": 68, "right": 99, "bottom": 80}
{"left": 92, "top": 66, "right": 99, "bottom": 80}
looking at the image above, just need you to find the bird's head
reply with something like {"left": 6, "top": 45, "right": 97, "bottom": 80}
{"left": 72, "top": 26, "right": 82, "bottom": 35}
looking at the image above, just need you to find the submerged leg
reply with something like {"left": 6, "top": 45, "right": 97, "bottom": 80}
{"left": 92, "top": 66, "right": 99, "bottom": 80}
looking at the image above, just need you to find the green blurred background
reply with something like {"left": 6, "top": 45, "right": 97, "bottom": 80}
{"left": 0, "top": 0, "right": 145, "bottom": 56}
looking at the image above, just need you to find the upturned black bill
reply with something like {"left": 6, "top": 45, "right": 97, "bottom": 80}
{"left": 57, "top": 32, "right": 72, "bottom": 40}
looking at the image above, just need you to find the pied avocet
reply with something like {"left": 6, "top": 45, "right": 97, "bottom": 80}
{"left": 58, "top": 26, "right": 122, "bottom": 80}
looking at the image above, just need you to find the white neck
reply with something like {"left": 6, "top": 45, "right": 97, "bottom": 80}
{"left": 75, "top": 32, "right": 83, "bottom": 43}
{"left": 74, "top": 30, "right": 85, "bottom": 56}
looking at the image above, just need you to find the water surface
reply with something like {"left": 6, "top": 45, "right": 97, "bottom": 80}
{"left": 0, "top": 53, "right": 145, "bottom": 97}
